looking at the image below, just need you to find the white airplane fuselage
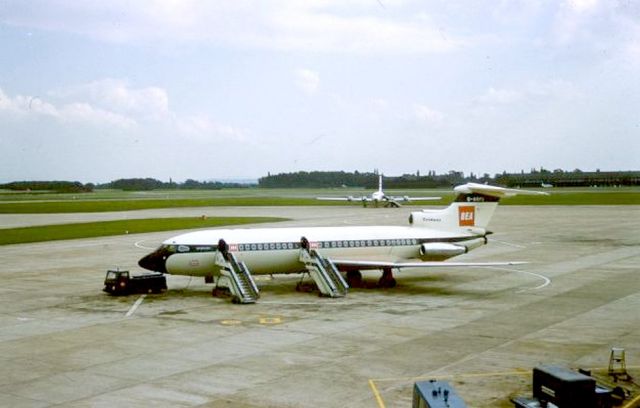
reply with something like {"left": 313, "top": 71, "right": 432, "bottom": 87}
{"left": 141, "top": 225, "right": 483, "bottom": 277}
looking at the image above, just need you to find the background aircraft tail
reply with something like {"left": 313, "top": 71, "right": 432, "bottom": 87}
{"left": 410, "top": 183, "right": 548, "bottom": 232}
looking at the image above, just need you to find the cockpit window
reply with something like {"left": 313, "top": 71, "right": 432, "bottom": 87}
{"left": 162, "top": 244, "right": 176, "bottom": 253}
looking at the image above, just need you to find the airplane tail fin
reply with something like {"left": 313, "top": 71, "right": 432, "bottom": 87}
{"left": 410, "top": 183, "right": 548, "bottom": 232}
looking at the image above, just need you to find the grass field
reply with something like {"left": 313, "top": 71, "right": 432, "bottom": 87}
{"left": 0, "top": 216, "right": 287, "bottom": 246}
{"left": 0, "top": 187, "right": 637, "bottom": 213}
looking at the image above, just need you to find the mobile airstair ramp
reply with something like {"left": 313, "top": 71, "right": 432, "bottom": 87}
{"left": 214, "top": 246, "right": 259, "bottom": 304}
{"left": 300, "top": 238, "right": 348, "bottom": 298}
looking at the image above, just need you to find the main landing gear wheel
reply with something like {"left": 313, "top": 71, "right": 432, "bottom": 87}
{"left": 346, "top": 270, "right": 363, "bottom": 288}
{"left": 378, "top": 267, "right": 396, "bottom": 288}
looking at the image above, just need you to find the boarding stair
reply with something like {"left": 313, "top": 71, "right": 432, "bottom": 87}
{"left": 214, "top": 249, "right": 260, "bottom": 304}
{"left": 299, "top": 245, "right": 348, "bottom": 298}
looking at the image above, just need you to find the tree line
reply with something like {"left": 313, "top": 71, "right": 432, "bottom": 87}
{"left": 101, "top": 178, "right": 252, "bottom": 191}
{"left": 0, "top": 178, "right": 250, "bottom": 193}
{"left": 0, "top": 181, "right": 94, "bottom": 193}
{"left": 2, "top": 169, "right": 638, "bottom": 193}
{"left": 259, "top": 169, "right": 640, "bottom": 188}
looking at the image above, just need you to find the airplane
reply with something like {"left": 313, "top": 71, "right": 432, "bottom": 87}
{"left": 138, "top": 183, "right": 548, "bottom": 303}
{"left": 316, "top": 175, "right": 441, "bottom": 207}
{"left": 541, "top": 182, "right": 553, "bottom": 188}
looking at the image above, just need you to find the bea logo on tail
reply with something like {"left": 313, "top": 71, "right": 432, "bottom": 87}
{"left": 458, "top": 206, "right": 475, "bottom": 226}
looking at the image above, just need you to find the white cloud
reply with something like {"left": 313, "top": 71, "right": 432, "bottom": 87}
{"left": 269, "top": 8, "right": 460, "bottom": 54}
{"left": 565, "top": 0, "right": 599, "bottom": 14}
{"left": 477, "top": 87, "right": 523, "bottom": 105}
{"left": 475, "top": 80, "right": 580, "bottom": 107}
{"left": 370, "top": 98, "right": 390, "bottom": 110}
{"left": 413, "top": 104, "right": 444, "bottom": 123}
{"left": 57, "top": 102, "right": 136, "bottom": 128}
{"left": 53, "top": 79, "right": 169, "bottom": 119}
{"left": 175, "top": 114, "right": 246, "bottom": 142}
{"left": 1, "top": 82, "right": 244, "bottom": 140}
{"left": 294, "top": 69, "right": 320, "bottom": 95}
{"left": 552, "top": 0, "right": 615, "bottom": 45}
{"left": 0, "top": 1, "right": 463, "bottom": 54}
{"left": 0, "top": 87, "right": 135, "bottom": 128}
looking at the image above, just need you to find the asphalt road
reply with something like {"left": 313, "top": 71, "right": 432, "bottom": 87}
{"left": 1, "top": 205, "right": 639, "bottom": 407}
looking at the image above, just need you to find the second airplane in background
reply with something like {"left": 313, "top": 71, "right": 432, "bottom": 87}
{"left": 317, "top": 175, "right": 441, "bottom": 207}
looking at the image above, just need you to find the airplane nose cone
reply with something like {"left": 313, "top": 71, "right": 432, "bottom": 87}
{"left": 138, "top": 247, "right": 168, "bottom": 273}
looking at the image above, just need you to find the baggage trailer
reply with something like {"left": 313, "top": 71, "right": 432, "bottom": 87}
{"left": 103, "top": 269, "right": 167, "bottom": 295}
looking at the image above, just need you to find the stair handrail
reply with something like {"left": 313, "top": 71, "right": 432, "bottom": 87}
{"left": 324, "top": 258, "right": 349, "bottom": 293}
{"left": 306, "top": 249, "right": 338, "bottom": 293}
{"left": 238, "top": 261, "right": 259, "bottom": 299}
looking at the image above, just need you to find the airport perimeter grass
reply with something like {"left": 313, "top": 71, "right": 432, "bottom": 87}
{"left": 0, "top": 216, "right": 287, "bottom": 246}
{"left": 0, "top": 197, "right": 335, "bottom": 213}
{"left": 0, "top": 189, "right": 637, "bottom": 213}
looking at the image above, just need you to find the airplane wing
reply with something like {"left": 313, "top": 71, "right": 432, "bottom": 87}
{"left": 330, "top": 259, "right": 526, "bottom": 270}
{"left": 387, "top": 196, "right": 442, "bottom": 202}
{"left": 316, "top": 196, "right": 367, "bottom": 202}
{"left": 406, "top": 196, "right": 442, "bottom": 201}
{"left": 317, "top": 197, "right": 352, "bottom": 201}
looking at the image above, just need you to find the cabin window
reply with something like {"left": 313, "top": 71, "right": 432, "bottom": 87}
{"left": 349, "top": 241, "right": 355, "bottom": 247}
{"left": 257, "top": 243, "right": 263, "bottom": 250}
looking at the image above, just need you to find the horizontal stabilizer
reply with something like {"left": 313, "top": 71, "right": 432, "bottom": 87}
{"left": 455, "top": 183, "right": 549, "bottom": 198}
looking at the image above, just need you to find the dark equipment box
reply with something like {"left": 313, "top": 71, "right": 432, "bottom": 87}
{"left": 533, "top": 365, "right": 597, "bottom": 408}
{"left": 413, "top": 380, "right": 467, "bottom": 408}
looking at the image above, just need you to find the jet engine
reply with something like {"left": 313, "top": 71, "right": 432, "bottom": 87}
{"left": 419, "top": 237, "right": 487, "bottom": 260}
{"left": 419, "top": 243, "right": 467, "bottom": 260}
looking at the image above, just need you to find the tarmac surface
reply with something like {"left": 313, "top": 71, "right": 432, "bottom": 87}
{"left": 1, "top": 205, "right": 639, "bottom": 407}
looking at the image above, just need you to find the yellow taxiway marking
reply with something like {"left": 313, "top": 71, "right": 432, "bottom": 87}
{"left": 259, "top": 317, "right": 282, "bottom": 325}
{"left": 368, "top": 379, "right": 386, "bottom": 408}
{"left": 623, "top": 392, "right": 640, "bottom": 408}
{"left": 219, "top": 319, "right": 243, "bottom": 326}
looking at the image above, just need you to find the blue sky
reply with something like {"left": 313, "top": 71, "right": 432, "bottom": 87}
{"left": 1, "top": 0, "right": 638, "bottom": 183}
